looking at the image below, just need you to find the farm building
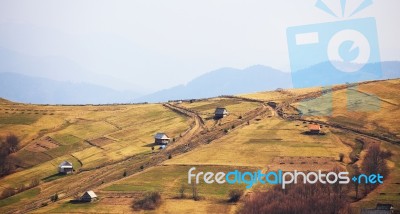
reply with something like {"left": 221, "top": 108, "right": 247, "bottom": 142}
{"left": 58, "top": 161, "right": 73, "bottom": 174}
{"left": 80, "top": 190, "right": 98, "bottom": 202}
{"left": 154, "top": 133, "right": 170, "bottom": 145}
{"left": 361, "top": 203, "right": 394, "bottom": 214}
{"left": 308, "top": 124, "right": 321, "bottom": 134}
{"left": 214, "top": 107, "right": 228, "bottom": 119}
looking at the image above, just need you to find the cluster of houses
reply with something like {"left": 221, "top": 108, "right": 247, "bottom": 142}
{"left": 53, "top": 107, "right": 230, "bottom": 204}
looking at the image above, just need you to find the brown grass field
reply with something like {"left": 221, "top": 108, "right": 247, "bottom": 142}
{"left": 0, "top": 79, "right": 399, "bottom": 213}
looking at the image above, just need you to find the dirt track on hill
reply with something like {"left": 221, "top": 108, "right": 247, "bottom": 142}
{"left": 8, "top": 81, "right": 395, "bottom": 213}
{"left": 4, "top": 101, "right": 268, "bottom": 214}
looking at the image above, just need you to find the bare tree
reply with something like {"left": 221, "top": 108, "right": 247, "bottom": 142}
{"left": 352, "top": 165, "right": 360, "bottom": 199}
{"left": 5, "top": 134, "right": 19, "bottom": 153}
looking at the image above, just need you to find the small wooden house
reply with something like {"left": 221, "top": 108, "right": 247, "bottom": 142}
{"left": 214, "top": 107, "right": 228, "bottom": 119}
{"left": 58, "top": 161, "right": 73, "bottom": 174}
{"left": 154, "top": 133, "right": 170, "bottom": 145}
{"left": 80, "top": 190, "right": 98, "bottom": 202}
{"left": 361, "top": 203, "right": 394, "bottom": 214}
{"left": 308, "top": 124, "right": 321, "bottom": 134}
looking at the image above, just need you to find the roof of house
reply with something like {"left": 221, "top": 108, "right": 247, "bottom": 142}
{"left": 82, "top": 190, "right": 97, "bottom": 198}
{"left": 59, "top": 161, "right": 73, "bottom": 168}
{"left": 308, "top": 124, "right": 321, "bottom": 131}
{"left": 376, "top": 203, "right": 393, "bottom": 210}
{"left": 155, "top": 133, "right": 170, "bottom": 140}
{"left": 215, "top": 107, "right": 228, "bottom": 115}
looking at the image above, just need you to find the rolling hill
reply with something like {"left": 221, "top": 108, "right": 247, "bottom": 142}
{"left": 0, "top": 79, "right": 399, "bottom": 213}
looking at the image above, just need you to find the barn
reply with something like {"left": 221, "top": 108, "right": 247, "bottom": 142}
{"left": 80, "top": 190, "right": 98, "bottom": 202}
{"left": 308, "top": 124, "right": 321, "bottom": 134}
{"left": 58, "top": 161, "right": 73, "bottom": 174}
{"left": 214, "top": 107, "right": 228, "bottom": 119}
{"left": 154, "top": 133, "right": 170, "bottom": 145}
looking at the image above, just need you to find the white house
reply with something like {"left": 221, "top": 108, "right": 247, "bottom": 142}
{"left": 80, "top": 190, "right": 98, "bottom": 202}
{"left": 154, "top": 133, "right": 170, "bottom": 145}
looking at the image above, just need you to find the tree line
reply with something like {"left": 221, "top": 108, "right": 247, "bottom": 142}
{"left": 0, "top": 134, "right": 20, "bottom": 177}
{"left": 239, "top": 143, "right": 392, "bottom": 214}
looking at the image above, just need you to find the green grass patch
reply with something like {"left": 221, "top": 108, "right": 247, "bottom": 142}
{"left": 52, "top": 134, "right": 81, "bottom": 145}
{"left": 0, "top": 114, "right": 41, "bottom": 125}
{"left": 0, "top": 188, "right": 40, "bottom": 207}
{"left": 103, "top": 165, "right": 254, "bottom": 199}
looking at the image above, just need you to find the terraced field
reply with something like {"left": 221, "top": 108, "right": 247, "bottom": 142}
{"left": 1, "top": 79, "right": 400, "bottom": 213}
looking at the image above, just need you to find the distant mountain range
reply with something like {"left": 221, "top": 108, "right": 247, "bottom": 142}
{"left": 0, "top": 72, "right": 137, "bottom": 104}
{"left": 0, "top": 47, "right": 144, "bottom": 93}
{"left": 135, "top": 65, "right": 292, "bottom": 102}
{"left": 0, "top": 61, "right": 399, "bottom": 104}
{"left": 136, "top": 61, "right": 400, "bottom": 102}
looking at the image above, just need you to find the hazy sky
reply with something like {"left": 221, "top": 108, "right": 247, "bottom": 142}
{"left": 0, "top": 0, "right": 399, "bottom": 92}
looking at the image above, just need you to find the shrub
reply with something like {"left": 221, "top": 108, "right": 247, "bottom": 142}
{"left": 168, "top": 154, "right": 172, "bottom": 159}
{"left": 30, "top": 178, "right": 40, "bottom": 188}
{"left": 0, "top": 187, "right": 15, "bottom": 199}
{"left": 140, "top": 165, "right": 144, "bottom": 170}
{"left": 133, "top": 192, "right": 162, "bottom": 210}
{"left": 50, "top": 193, "right": 59, "bottom": 202}
{"left": 339, "top": 153, "right": 344, "bottom": 162}
{"left": 228, "top": 189, "right": 243, "bottom": 203}
{"left": 179, "top": 184, "right": 186, "bottom": 199}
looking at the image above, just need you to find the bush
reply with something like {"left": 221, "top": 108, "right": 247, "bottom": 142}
{"left": 0, "top": 187, "right": 15, "bottom": 199}
{"left": 30, "top": 178, "right": 40, "bottom": 188}
{"left": 133, "top": 192, "right": 162, "bottom": 210}
{"left": 50, "top": 193, "right": 59, "bottom": 202}
{"left": 168, "top": 154, "right": 172, "bottom": 159}
{"left": 339, "top": 153, "right": 344, "bottom": 162}
{"left": 228, "top": 189, "right": 243, "bottom": 203}
{"left": 179, "top": 184, "right": 186, "bottom": 199}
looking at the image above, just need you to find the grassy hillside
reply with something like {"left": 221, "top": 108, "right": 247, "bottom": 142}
{"left": 1, "top": 79, "right": 399, "bottom": 214}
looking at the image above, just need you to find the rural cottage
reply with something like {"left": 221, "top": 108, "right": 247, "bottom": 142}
{"left": 214, "top": 107, "right": 228, "bottom": 119}
{"left": 80, "top": 190, "right": 98, "bottom": 202}
{"left": 58, "top": 161, "right": 73, "bottom": 174}
{"left": 154, "top": 133, "right": 170, "bottom": 145}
